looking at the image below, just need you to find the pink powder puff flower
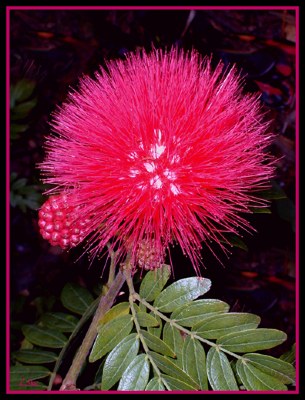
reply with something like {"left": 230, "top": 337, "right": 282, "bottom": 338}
{"left": 39, "top": 48, "right": 275, "bottom": 273}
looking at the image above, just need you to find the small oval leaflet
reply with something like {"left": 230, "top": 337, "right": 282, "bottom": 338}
{"left": 236, "top": 359, "right": 288, "bottom": 390}
{"left": 154, "top": 277, "right": 211, "bottom": 313}
{"left": 61, "top": 283, "right": 94, "bottom": 315}
{"left": 148, "top": 312, "right": 163, "bottom": 338}
{"left": 11, "top": 79, "right": 36, "bottom": 105}
{"left": 147, "top": 351, "right": 199, "bottom": 389}
{"left": 280, "top": 343, "right": 295, "bottom": 364}
{"left": 89, "top": 314, "right": 133, "bottom": 362}
{"left": 98, "top": 302, "right": 130, "bottom": 326}
{"left": 10, "top": 365, "right": 51, "bottom": 384}
{"left": 140, "top": 330, "right": 176, "bottom": 358}
{"left": 117, "top": 354, "right": 150, "bottom": 390}
{"left": 171, "top": 299, "right": 230, "bottom": 327}
{"left": 163, "top": 322, "right": 184, "bottom": 365}
{"left": 217, "top": 328, "right": 287, "bottom": 352}
{"left": 13, "top": 99, "right": 37, "bottom": 117}
{"left": 13, "top": 349, "right": 58, "bottom": 364}
{"left": 182, "top": 336, "right": 208, "bottom": 390}
{"left": 193, "top": 312, "right": 261, "bottom": 339}
{"left": 145, "top": 377, "right": 165, "bottom": 391}
{"left": 101, "top": 333, "right": 140, "bottom": 390}
{"left": 40, "top": 312, "right": 79, "bottom": 332}
{"left": 242, "top": 353, "right": 295, "bottom": 384}
{"left": 22, "top": 325, "right": 67, "bottom": 349}
{"left": 139, "top": 264, "right": 171, "bottom": 301}
{"left": 161, "top": 374, "right": 197, "bottom": 391}
{"left": 206, "top": 347, "right": 239, "bottom": 390}
{"left": 136, "top": 312, "right": 159, "bottom": 328}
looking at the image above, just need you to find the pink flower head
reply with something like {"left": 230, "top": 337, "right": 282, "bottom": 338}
{"left": 40, "top": 48, "right": 275, "bottom": 273}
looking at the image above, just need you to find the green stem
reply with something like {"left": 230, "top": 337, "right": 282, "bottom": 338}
{"left": 59, "top": 270, "right": 126, "bottom": 391}
{"left": 134, "top": 293, "right": 243, "bottom": 361}
{"left": 123, "top": 269, "right": 171, "bottom": 390}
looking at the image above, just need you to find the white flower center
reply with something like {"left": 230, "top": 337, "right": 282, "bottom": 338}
{"left": 144, "top": 162, "right": 156, "bottom": 172}
{"left": 150, "top": 175, "right": 163, "bottom": 189}
{"left": 128, "top": 129, "right": 181, "bottom": 196}
{"left": 170, "top": 183, "right": 180, "bottom": 195}
{"left": 150, "top": 143, "right": 166, "bottom": 159}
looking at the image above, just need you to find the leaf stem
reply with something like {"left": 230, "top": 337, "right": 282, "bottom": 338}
{"left": 134, "top": 293, "right": 243, "bottom": 361}
{"left": 123, "top": 268, "right": 171, "bottom": 390}
{"left": 58, "top": 269, "right": 126, "bottom": 391}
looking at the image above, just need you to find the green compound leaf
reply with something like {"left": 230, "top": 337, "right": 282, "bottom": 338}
{"left": 136, "top": 312, "right": 159, "bottom": 328}
{"left": 147, "top": 351, "right": 199, "bottom": 389}
{"left": 193, "top": 313, "right": 260, "bottom": 339}
{"left": 40, "top": 312, "right": 79, "bottom": 332}
{"left": 160, "top": 374, "right": 197, "bottom": 391}
{"left": 148, "top": 312, "right": 163, "bottom": 338}
{"left": 217, "top": 329, "right": 287, "bottom": 353}
{"left": 10, "top": 365, "right": 51, "bottom": 384}
{"left": 163, "top": 322, "right": 184, "bottom": 366}
{"left": 89, "top": 315, "right": 133, "bottom": 362}
{"left": 182, "top": 336, "right": 208, "bottom": 390}
{"left": 117, "top": 354, "right": 150, "bottom": 391}
{"left": 206, "top": 347, "right": 239, "bottom": 391}
{"left": 13, "top": 349, "right": 58, "bottom": 364}
{"left": 243, "top": 353, "right": 295, "bottom": 385}
{"left": 139, "top": 264, "right": 171, "bottom": 301}
{"left": 61, "top": 283, "right": 94, "bottom": 315}
{"left": 140, "top": 330, "right": 176, "bottom": 358}
{"left": 154, "top": 277, "right": 211, "bottom": 313}
{"left": 101, "top": 333, "right": 139, "bottom": 390}
{"left": 22, "top": 325, "right": 67, "bottom": 349}
{"left": 171, "top": 299, "right": 230, "bottom": 327}
{"left": 236, "top": 359, "right": 288, "bottom": 390}
{"left": 145, "top": 377, "right": 165, "bottom": 391}
{"left": 98, "top": 302, "right": 130, "bottom": 326}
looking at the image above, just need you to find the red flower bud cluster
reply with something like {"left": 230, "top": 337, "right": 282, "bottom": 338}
{"left": 38, "top": 195, "right": 89, "bottom": 249}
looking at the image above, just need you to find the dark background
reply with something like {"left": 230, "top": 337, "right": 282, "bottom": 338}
{"left": 9, "top": 6, "right": 296, "bottom": 369}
